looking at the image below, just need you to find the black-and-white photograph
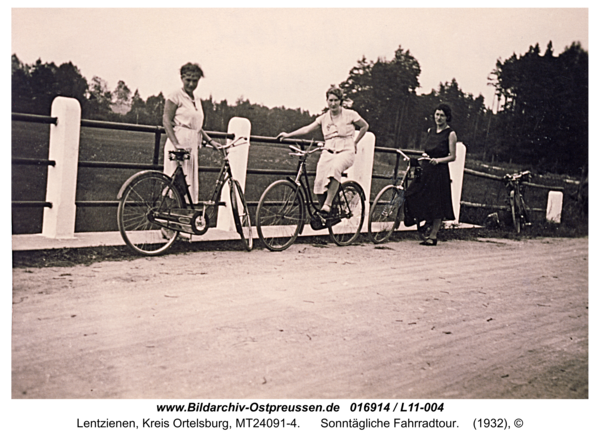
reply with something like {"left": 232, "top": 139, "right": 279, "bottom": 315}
{"left": 8, "top": 5, "right": 592, "bottom": 437}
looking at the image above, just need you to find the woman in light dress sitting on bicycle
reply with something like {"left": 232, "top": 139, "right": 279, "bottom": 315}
{"left": 276, "top": 86, "right": 369, "bottom": 217}
{"left": 163, "top": 62, "right": 221, "bottom": 205}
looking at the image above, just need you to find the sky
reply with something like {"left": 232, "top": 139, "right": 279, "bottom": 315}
{"left": 10, "top": 6, "right": 589, "bottom": 115}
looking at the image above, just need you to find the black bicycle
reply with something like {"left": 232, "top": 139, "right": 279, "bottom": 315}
{"left": 503, "top": 170, "right": 533, "bottom": 233}
{"left": 368, "top": 148, "right": 423, "bottom": 244}
{"left": 255, "top": 141, "right": 366, "bottom": 251}
{"left": 117, "top": 136, "right": 252, "bottom": 256}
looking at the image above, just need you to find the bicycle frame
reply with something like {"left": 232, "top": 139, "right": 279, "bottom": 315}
{"left": 286, "top": 144, "right": 322, "bottom": 218}
{"left": 371, "top": 149, "right": 415, "bottom": 208}
{"left": 148, "top": 137, "right": 243, "bottom": 234}
{"left": 393, "top": 149, "right": 414, "bottom": 188}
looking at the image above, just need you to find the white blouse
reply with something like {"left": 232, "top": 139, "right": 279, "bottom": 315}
{"left": 316, "top": 108, "right": 361, "bottom": 152}
{"left": 166, "top": 88, "right": 205, "bottom": 148}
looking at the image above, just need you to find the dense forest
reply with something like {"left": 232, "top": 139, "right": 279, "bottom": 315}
{"left": 12, "top": 40, "right": 587, "bottom": 175}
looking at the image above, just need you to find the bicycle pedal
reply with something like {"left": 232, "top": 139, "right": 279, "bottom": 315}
{"left": 310, "top": 215, "right": 327, "bottom": 230}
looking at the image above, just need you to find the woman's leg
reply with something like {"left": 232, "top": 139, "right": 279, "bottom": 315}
{"left": 321, "top": 178, "right": 340, "bottom": 213}
{"left": 317, "top": 193, "right": 326, "bottom": 209}
{"left": 428, "top": 218, "right": 442, "bottom": 239}
{"left": 420, "top": 218, "right": 441, "bottom": 245}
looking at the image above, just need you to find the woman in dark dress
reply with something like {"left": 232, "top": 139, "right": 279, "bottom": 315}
{"left": 405, "top": 104, "right": 457, "bottom": 246}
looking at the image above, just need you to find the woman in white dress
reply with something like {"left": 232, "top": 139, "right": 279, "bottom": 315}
{"left": 277, "top": 86, "right": 369, "bottom": 214}
{"left": 163, "top": 62, "right": 220, "bottom": 205}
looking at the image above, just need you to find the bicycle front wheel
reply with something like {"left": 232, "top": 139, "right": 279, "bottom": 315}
{"left": 329, "top": 181, "right": 365, "bottom": 246}
{"left": 368, "top": 185, "right": 403, "bottom": 244}
{"left": 117, "top": 172, "right": 183, "bottom": 256}
{"left": 509, "top": 190, "right": 521, "bottom": 233}
{"left": 229, "top": 179, "right": 253, "bottom": 251}
{"left": 255, "top": 180, "right": 304, "bottom": 251}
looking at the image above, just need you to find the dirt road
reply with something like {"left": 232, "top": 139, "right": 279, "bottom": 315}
{"left": 12, "top": 237, "right": 588, "bottom": 399}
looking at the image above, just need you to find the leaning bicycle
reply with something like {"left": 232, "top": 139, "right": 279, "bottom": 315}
{"left": 368, "top": 148, "right": 418, "bottom": 244}
{"left": 503, "top": 170, "right": 532, "bottom": 233}
{"left": 117, "top": 136, "right": 253, "bottom": 256}
{"left": 367, "top": 150, "right": 432, "bottom": 243}
{"left": 255, "top": 140, "right": 365, "bottom": 251}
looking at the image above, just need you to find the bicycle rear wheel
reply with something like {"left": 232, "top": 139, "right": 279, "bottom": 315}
{"left": 516, "top": 192, "right": 531, "bottom": 230}
{"left": 117, "top": 172, "right": 183, "bottom": 256}
{"left": 368, "top": 185, "right": 403, "bottom": 244}
{"left": 255, "top": 180, "right": 304, "bottom": 251}
{"left": 229, "top": 179, "right": 253, "bottom": 251}
{"left": 328, "top": 181, "right": 365, "bottom": 246}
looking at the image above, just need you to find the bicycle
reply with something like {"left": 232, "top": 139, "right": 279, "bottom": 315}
{"left": 503, "top": 170, "right": 533, "bottom": 233}
{"left": 367, "top": 148, "right": 423, "bottom": 244}
{"left": 255, "top": 140, "right": 366, "bottom": 251}
{"left": 117, "top": 136, "right": 253, "bottom": 256}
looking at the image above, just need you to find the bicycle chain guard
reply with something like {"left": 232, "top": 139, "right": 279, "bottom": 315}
{"left": 151, "top": 208, "right": 202, "bottom": 235}
{"left": 309, "top": 210, "right": 343, "bottom": 231}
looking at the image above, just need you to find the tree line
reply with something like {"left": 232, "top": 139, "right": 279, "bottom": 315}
{"left": 11, "top": 54, "right": 315, "bottom": 137}
{"left": 12, "top": 41, "right": 587, "bottom": 175}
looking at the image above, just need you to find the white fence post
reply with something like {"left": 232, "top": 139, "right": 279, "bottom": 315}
{"left": 546, "top": 190, "right": 563, "bottom": 223}
{"left": 345, "top": 131, "right": 376, "bottom": 231}
{"left": 448, "top": 141, "right": 467, "bottom": 225}
{"left": 216, "top": 117, "right": 251, "bottom": 232}
{"left": 42, "top": 97, "right": 81, "bottom": 239}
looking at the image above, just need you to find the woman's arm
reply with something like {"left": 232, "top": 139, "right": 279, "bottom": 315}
{"left": 353, "top": 117, "right": 369, "bottom": 150}
{"left": 162, "top": 99, "right": 180, "bottom": 147}
{"left": 431, "top": 131, "right": 457, "bottom": 165}
{"left": 276, "top": 120, "right": 320, "bottom": 140}
{"left": 199, "top": 129, "right": 220, "bottom": 148}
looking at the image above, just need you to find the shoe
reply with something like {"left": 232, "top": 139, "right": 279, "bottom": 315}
{"left": 419, "top": 238, "right": 437, "bottom": 246}
{"left": 320, "top": 204, "right": 331, "bottom": 216}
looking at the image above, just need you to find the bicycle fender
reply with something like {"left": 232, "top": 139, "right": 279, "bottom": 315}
{"left": 285, "top": 176, "right": 301, "bottom": 186}
{"left": 116, "top": 170, "right": 171, "bottom": 200}
{"left": 343, "top": 180, "right": 366, "bottom": 198}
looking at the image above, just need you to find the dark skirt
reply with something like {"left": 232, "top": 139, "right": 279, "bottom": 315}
{"left": 404, "top": 162, "right": 455, "bottom": 224}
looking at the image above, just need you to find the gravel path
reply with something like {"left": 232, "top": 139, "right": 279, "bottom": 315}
{"left": 12, "top": 237, "right": 588, "bottom": 399}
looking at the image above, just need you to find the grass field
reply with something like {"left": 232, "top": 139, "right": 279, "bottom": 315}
{"left": 12, "top": 120, "right": 587, "bottom": 237}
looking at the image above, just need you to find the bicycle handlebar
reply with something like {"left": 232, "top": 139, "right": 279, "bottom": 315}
{"left": 203, "top": 136, "right": 248, "bottom": 151}
{"left": 393, "top": 148, "right": 411, "bottom": 162}
{"left": 504, "top": 170, "right": 532, "bottom": 182}
{"left": 287, "top": 141, "right": 325, "bottom": 157}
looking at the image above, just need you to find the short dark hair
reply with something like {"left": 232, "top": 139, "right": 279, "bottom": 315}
{"left": 326, "top": 85, "right": 344, "bottom": 101}
{"left": 180, "top": 63, "right": 204, "bottom": 78}
{"left": 434, "top": 103, "right": 452, "bottom": 122}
